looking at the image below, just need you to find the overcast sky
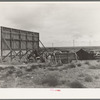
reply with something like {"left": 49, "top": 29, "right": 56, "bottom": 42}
{"left": 0, "top": 2, "right": 100, "bottom": 47}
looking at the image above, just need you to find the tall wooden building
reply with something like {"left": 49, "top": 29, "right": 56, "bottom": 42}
{"left": 0, "top": 26, "right": 39, "bottom": 61}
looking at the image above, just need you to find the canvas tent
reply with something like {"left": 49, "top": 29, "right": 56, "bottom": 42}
{"left": 76, "top": 49, "right": 94, "bottom": 60}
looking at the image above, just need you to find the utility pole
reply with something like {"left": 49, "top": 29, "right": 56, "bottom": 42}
{"left": 52, "top": 43, "right": 54, "bottom": 51}
{"left": 52, "top": 43, "right": 53, "bottom": 48}
{"left": 73, "top": 40, "right": 75, "bottom": 52}
{"left": 89, "top": 40, "right": 91, "bottom": 46}
{"left": 73, "top": 40, "right": 75, "bottom": 47}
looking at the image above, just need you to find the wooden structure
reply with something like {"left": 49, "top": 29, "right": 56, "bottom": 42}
{"left": 55, "top": 52, "right": 77, "bottom": 64}
{"left": 0, "top": 26, "right": 39, "bottom": 61}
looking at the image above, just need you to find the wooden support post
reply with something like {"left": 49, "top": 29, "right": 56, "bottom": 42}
{"left": 19, "top": 31, "right": 21, "bottom": 60}
{"left": 26, "top": 33, "right": 28, "bottom": 53}
{"left": 37, "top": 34, "right": 39, "bottom": 52}
{"left": 1, "top": 27, "right": 3, "bottom": 62}
{"left": 2, "top": 51, "right": 11, "bottom": 60}
{"left": 32, "top": 34, "right": 34, "bottom": 51}
{"left": 67, "top": 51, "right": 69, "bottom": 63}
{"left": 12, "top": 50, "right": 21, "bottom": 59}
{"left": 20, "top": 49, "right": 31, "bottom": 59}
{"left": 39, "top": 40, "right": 47, "bottom": 51}
{"left": 10, "top": 29, "right": 12, "bottom": 61}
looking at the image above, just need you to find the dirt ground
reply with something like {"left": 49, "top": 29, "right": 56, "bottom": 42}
{"left": 0, "top": 60, "right": 100, "bottom": 88}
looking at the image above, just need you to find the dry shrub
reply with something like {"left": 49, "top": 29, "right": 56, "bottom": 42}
{"left": 61, "top": 63, "right": 76, "bottom": 70}
{"left": 7, "top": 70, "right": 14, "bottom": 75}
{"left": 77, "top": 63, "right": 82, "bottom": 67}
{"left": 96, "top": 65, "right": 100, "bottom": 69}
{"left": 56, "top": 62, "right": 63, "bottom": 66}
{"left": 69, "top": 81, "right": 85, "bottom": 88}
{"left": 60, "top": 80, "right": 67, "bottom": 84}
{"left": 38, "top": 64, "right": 45, "bottom": 68}
{"left": 11, "top": 60, "right": 22, "bottom": 65}
{"left": 0, "top": 67, "right": 4, "bottom": 71}
{"left": 19, "top": 66, "right": 26, "bottom": 72}
{"left": 60, "top": 65, "right": 69, "bottom": 70}
{"left": 68, "top": 63, "right": 76, "bottom": 68}
{"left": 89, "top": 65, "right": 96, "bottom": 69}
{"left": 15, "top": 69, "right": 23, "bottom": 77}
{"left": 59, "top": 78, "right": 69, "bottom": 85}
{"left": 42, "top": 73, "right": 59, "bottom": 86}
{"left": 48, "top": 67, "right": 58, "bottom": 71}
{"left": 4, "top": 66, "right": 15, "bottom": 76}
{"left": 85, "top": 61, "right": 90, "bottom": 65}
{"left": 19, "top": 66, "right": 26, "bottom": 69}
{"left": 4, "top": 66, "right": 15, "bottom": 70}
{"left": 89, "top": 65, "right": 100, "bottom": 69}
{"left": 31, "top": 65, "right": 39, "bottom": 69}
{"left": 33, "top": 71, "right": 60, "bottom": 87}
{"left": 26, "top": 65, "right": 38, "bottom": 71}
{"left": 78, "top": 73, "right": 85, "bottom": 77}
{"left": 84, "top": 75, "right": 93, "bottom": 82}
{"left": 25, "top": 66, "right": 32, "bottom": 71}
{"left": 95, "top": 76, "right": 99, "bottom": 79}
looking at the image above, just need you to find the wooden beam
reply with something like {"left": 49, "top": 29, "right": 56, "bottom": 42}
{"left": 2, "top": 51, "right": 11, "bottom": 60}
{"left": 32, "top": 34, "right": 34, "bottom": 50}
{"left": 1, "top": 27, "right": 3, "bottom": 59}
{"left": 20, "top": 49, "right": 31, "bottom": 59}
{"left": 11, "top": 50, "right": 21, "bottom": 59}
{"left": 39, "top": 40, "right": 47, "bottom": 51}
{"left": 19, "top": 30, "right": 21, "bottom": 60}
{"left": 10, "top": 29, "right": 12, "bottom": 61}
{"left": 26, "top": 32, "right": 28, "bottom": 52}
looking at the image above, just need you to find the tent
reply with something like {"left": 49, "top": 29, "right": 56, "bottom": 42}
{"left": 76, "top": 49, "right": 94, "bottom": 60}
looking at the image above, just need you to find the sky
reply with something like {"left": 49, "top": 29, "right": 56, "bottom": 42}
{"left": 0, "top": 2, "right": 100, "bottom": 47}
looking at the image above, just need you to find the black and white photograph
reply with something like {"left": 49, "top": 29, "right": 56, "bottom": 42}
{"left": 0, "top": 1, "right": 100, "bottom": 88}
